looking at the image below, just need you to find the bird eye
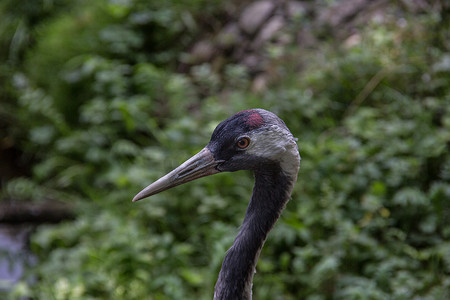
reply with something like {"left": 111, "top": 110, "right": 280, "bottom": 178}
{"left": 236, "top": 137, "right": 250, "bottom": 149}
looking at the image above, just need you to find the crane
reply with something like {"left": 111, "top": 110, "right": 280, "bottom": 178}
{"left": 133, "top": 108, "right": 300, "bottom": 300}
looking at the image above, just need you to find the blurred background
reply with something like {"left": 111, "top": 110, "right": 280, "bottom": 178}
{"left": 1, "top": 0, "right": 449, "bottom": 299}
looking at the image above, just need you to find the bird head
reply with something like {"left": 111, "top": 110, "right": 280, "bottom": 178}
{"left": 133, "top": 109, "right": 300, "bottom": 202}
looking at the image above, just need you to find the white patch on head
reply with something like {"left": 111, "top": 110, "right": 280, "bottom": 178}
{"left": 246, "top": 125, "right": 301, "bottom": 183}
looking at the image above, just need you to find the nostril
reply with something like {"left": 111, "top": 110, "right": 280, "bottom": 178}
{"left": 178, "top": 164, "right": 198, "bottom": 177}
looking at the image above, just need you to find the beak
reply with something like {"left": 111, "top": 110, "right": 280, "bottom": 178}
{"left": 132, "top": 147, "right": 223, "bottom": 202}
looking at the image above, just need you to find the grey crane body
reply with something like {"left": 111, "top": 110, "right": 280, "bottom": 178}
{"left": 133, "top": 109, "right": 300, "bottom": 299}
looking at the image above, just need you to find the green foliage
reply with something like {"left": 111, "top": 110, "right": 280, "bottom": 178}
{"left": 2, "top": 1, "right": 450, "bottom": 300}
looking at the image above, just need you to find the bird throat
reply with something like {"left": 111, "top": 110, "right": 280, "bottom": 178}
{"left": 214, "top": 169, "right": 294, "bottom": 300}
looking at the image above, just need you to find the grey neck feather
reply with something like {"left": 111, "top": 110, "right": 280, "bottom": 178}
{"left": 213, "top": 168, "right": 294, "bottom": 300}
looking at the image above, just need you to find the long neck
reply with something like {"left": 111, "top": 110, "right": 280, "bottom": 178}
{"left": 214, "top": 169, "right": 295, "bottom": 300}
